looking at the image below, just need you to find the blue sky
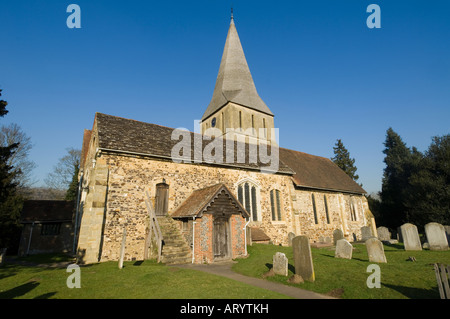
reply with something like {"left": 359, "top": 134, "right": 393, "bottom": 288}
{"left": 1, "top": 0, "right": 449, "bottom": 194}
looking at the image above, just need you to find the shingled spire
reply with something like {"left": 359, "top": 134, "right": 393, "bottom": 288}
{"left": 201, "top": 15, "right": 273, "bottom": 121}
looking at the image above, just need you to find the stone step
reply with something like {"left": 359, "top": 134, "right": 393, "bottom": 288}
{"left": 156, "top": 216, "right": 192, "bottom": 265}
{"left": 161, "top": 255, "right": 192, "bottom": 265}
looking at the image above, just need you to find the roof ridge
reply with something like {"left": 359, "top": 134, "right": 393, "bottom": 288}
{"left": 279, "top": 146, "right": 332, "bottom": 162}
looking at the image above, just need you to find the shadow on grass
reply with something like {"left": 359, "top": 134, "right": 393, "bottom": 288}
{"left": 0, "top": 281, "right": 39, "bottom": 299}
{"left": 382, "top": 283, "right": 440, "bottom": 299}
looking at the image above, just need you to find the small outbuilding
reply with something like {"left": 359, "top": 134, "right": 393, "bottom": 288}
{"left": 18, "top": 200, "right": 75, "bottom": 256}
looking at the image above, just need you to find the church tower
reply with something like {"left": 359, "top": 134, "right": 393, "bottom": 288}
{"left": 201, "top": 14, "right": 275, "bottom": 144}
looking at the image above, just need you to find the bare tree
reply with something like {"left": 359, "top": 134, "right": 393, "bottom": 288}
{"left": 0, "top": 123, "right": 37, "bottom": 187}
{"left": 45, "top": 147, "right": 81, "bottom": 190}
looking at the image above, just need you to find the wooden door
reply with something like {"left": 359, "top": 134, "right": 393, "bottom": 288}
{"left": 213, "top": 216, "right": 230, "bottom": 260}
{"left": 155, "top": 183, "right": 169, "bottom": 216}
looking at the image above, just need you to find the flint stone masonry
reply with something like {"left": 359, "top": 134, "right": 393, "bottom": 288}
{"left": 76, "top": 111, "right": 377, "bottom": 264}
{"left": 273, "top": 252, "right": 288, "bottom": 276}
{"left": 425, "top": 222, "right": 449, "bottom": 251}
{"left": 400, "top": 223, "right": 422, "bottom": 251}
{"left": 292, "top": 236, "right": 315, "bottom": 282}
{"left": 335, "top": 239, "right": 352, "bottom": 259}
{"left": 365, "top": 237, "right": 387, "bottom": 263}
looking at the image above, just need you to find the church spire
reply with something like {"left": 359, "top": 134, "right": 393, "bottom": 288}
{"left": 201, "top": 15, "right": 273, "bottom": 121}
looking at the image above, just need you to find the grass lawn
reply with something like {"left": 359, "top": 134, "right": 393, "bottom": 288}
{"left": 232, "top": 243, "right": 450, "bottom": 299}
{"left": 0, "top": 255, "right": 288, "bottom": 299}
{"left": 2, "top": 243, "right": 449, "bottom": 299}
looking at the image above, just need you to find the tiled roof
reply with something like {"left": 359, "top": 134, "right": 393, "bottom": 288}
{"left": 279, "top": 147, "right": 366, "bottom": 194}
{"left": 95, "top": 112, "right": 293, "bottom": 174}
{"left": 171, "top": 183, "right": 249, "bottom": 218}
{"left": 93, "top": 113, "right": 366, "bottom": 194}
{"left": 21, "top": 200, "right": 75, "bottom": 223}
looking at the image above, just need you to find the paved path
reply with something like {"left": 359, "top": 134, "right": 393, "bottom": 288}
{"left": 172, "top": 261, "right": 334, "bottom": 299}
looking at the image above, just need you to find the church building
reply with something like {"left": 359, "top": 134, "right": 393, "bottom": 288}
{"left": 75, "top": 15, "right": 375, "bottom": 264}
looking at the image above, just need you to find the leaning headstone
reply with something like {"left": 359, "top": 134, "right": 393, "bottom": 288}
{"left": 288, "top": 232, "right": 296, "bottom": 246}
{"left": 425, "top": 222, "right": 449, "bottom": 251}
{"left": 333, "top": 229, "right": 344, "bottom": 245}
{"left": 361, "top": 226, "right": 373, "bottom": 241}
{"left": 292, "top": 236, "right": 315, "bottom": 282}
{"left": 335, "top": 239, "right": 353, "bottom": 259}
{"left": 400, "top": 223, "right": 422, "bottom": 251}
{"left": 0, "top": 248, "right": 7, "bottom": 265}
{"left": 377, "top": 227, "right": 391, "bottom": 242}
{"left": 273, "top": 252, "right": 288, "bottom": 276}
{"left": 365, "top": 238, "right": 387, "bottom": 263}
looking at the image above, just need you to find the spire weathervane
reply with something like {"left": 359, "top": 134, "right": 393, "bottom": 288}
{"left": 231, "top": 6, "right": 234, "bottom": 20}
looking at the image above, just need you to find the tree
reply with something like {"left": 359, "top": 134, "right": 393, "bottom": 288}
{"left": 406, "top": 135, "right": 450, "bottom": 227}
{"left": 65, "top": 163, "right": 80, "bottom": 201}
{"left": 331, "top": 139, "right": 359, "bottom": 182}
{"left": 379, "top": 128, "right": 414, "bottom": 228}
{"left": 0, "top": 89, "right": 8, "bottom": 117}
{"left": 0, "top": 123, "right": 36, "bottom": 187}
{"left": 45, "top": 148, "right": 81, "bottom": 190}
{"left": 0, "top": 89, "right": 23, "bottom": 251}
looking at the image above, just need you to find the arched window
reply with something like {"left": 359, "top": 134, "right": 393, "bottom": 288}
{"left": 237, "top": 179, "right": 260, "bottom": 222}
{"left": 312, "top": 193, "right": 318, "bottom": 224}
{"left": 270, "top": 189, "right": 282, "bottom": 221}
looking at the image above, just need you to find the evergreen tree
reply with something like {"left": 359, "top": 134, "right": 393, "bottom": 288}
{"left": 331, "top": 139, "right": 359, "bottom": 182}
{"left": 0, "top": 89, "right": 23, "bottom": 251}
{"left": 379, "top": 128, "right": 417, "bottom": 228}
{"left": 407, "top": 135, "right": 450, "bottom": 227}
{"left": 0, "top": 89, "right": 8, "bottom": 117}
{"left": 65, "top": 162, "right": 80, "bottom": 201}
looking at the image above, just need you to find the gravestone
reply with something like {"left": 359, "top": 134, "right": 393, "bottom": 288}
{"left": 377, "top": 227, "right": 391, "bottom": 242}
{"left": 400, "top": 223, "right": 422, "bottom": 251}
{"left": 292, "top": 236, "right": 315, "bottom": 282}
{"left": 361, "top": 226, "right": 373, "bottom": 241}
{"left": 365, "top": 237, "right": 387, "bottom": 263}
{"left": 333, "top": 229, "right": 344, "bottom": 245}
{"left": 0, "top": 248, "right": 7, "bottom": 265}
{"left": 273, "top": 252, "right": 288, "bottom": 276}
{"left": 288, "top": 232, "right": 296, "bottom": 246}
{"left": 445, "top": 226, "right": 450, "bottom": 246}
{"left": 335, "top": 239, "right": 353, "bottom": 259}
{"left": 425, "top": 222, "right": 449, "bottom": 251}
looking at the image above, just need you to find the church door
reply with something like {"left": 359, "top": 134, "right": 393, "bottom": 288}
{"left": 155, "top": 182, "right": 169, "bottom": 216}
{"left": 213, "top": 216, "right": 230, "bottom": 260}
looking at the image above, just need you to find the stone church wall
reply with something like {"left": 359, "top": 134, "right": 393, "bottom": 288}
{"left": 292, "top": 189, "right": 372, "bottom": 243}
{"left": 94, "top": 152, "right": 295, "bottom": 262}
{"left": 77, "top": 151, "right": 374, "bottom": 263}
